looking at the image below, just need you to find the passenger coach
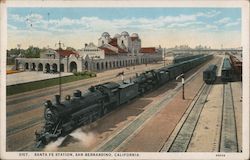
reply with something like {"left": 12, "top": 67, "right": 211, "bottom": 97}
{"left": 203, "top": 64, "right": 217, "bottom": 84}
{"left": 221, "top": 58, "right": 233, "bottom": 82}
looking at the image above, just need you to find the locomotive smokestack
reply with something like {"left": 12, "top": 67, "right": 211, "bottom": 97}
{"left": 55, "top": 95, "right": 61, "bottom": 104}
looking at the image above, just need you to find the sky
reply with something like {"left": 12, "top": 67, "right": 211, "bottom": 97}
{"left": 7, "top": 7, "right": 241, "bottom": 49}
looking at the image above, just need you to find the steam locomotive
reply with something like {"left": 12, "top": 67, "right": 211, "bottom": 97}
{"left": 35, "top": 54, "right": 213, "bottom": 147}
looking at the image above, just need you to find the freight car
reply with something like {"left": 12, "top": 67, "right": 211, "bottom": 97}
{"left": 221, "top": 58, "right": 233, "bottom": 82}
{"left": 35, "top": 54, "right": 213, "bottom": 147}
{"left": 229, "top": 54, "right": 242, "bottom": 76}
{"left": 203, "top": 65, "right": 217, "bottom": 84}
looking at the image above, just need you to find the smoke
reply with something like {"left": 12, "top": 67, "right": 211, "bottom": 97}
{"left": 69, "top": 128, "right": 96, "bottom": 148}
{"left": 43, "top": 137, "right": 66, "bottom": 152}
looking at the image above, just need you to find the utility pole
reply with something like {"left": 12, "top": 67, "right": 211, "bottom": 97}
{"left": 55, "top": 41, "right": 64, "bottom": 102}
{"left": 163, "top": 48, "right": 166, "bottom": 67}
{"left": 182, "top": 75, "right": 185, "bottom": 100}
{"left": 17, "top": 44, "right": 21, "bottom": 57}
{"left": 16, "top": 44, "right": 21, "bottom": 70}
{"left": 176, "top": 73, "right": 185, "bottom": 100}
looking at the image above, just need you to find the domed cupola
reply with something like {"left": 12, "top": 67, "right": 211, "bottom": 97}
{"left": 102, "top": 32, "right": 110, "bottom": 38}
{"left": 131, "top": 33, "right": 139, "bottom": 38}
{"left": 121, "top": 31, "right": 129, "bottom": 37}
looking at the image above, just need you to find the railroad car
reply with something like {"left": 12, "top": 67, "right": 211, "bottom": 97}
{"left": 221, "top": 58, "right": 233, "bottom": 82}
{"left": 203, "top": 64, "right": 217, "bottom": 84}
{"left": 229, "top": 55, "right": 242, "bottom": 76}
{"left": 35, "top": 54, "right": 213, "bottom": 147}
{"left": 173, "top": 54, "right": 203, "bottom": 64}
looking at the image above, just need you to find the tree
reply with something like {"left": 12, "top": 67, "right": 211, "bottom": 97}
{"left": 66, "top": 47, "right": 76, "bottom": 51}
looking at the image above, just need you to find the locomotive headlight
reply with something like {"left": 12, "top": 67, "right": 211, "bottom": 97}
{"left": 44, "top": 100, "right": 52, "bottom": 108}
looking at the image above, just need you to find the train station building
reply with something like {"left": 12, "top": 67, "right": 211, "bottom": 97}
{"left": 15, "top": 31, "right": 163, "bottom": 73}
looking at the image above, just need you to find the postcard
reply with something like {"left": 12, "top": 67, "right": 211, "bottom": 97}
{"left": 0, "top": 0, "right": 249, "bottom": 159}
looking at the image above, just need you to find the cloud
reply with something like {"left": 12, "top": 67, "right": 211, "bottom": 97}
{"left": 196, "top": 10, "right": 221, "bottom": 18}
{"left": 216, "top": 17, "right": 231, "bottom": 24}
{"left": 7, "top": 10, "right": 241, "bottom": 49}
{"left": 225, "top": 21, "right": 240, "bottom": 27}
{"left": 215, "top": 17, "right": 241, "bottom": 28}
{"left": 8, "top": 10, "right": 222, "bottom": 34}
{"left": 167, "top": 21, "right": 204, "bottom": 28}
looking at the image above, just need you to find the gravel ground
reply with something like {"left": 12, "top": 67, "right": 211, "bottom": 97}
{"left": 187, "top": 84, "right": 223, "bottom": 152}
{"left": 231, "top": 81, "right": 242, "bottom": 152}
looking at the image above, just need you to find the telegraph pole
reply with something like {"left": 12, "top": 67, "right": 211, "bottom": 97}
{"left": 176, "top": 73, "right": 185, "bottom": 100}
{"left": 182, "top": 75, "right": 185, "bottom": 99}
{"left": 55, "top": 41, "right": 64, "bottom": 101}
{"left": 163, "top": 48, "right": 166, "bottom": 67}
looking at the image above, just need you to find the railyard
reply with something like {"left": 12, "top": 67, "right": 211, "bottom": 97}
{"left": 6, "top": 54, "right": 242, "bottom": 153}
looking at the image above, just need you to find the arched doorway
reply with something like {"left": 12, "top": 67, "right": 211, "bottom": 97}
{"left": 60, "top": 64, "right": 64, "bottom": 72}
{"left": 85, "top": 61, "right": 88, "bottom": 70}
{"left": 70, "top": 61, "right": 77, "bottom": 72}
{"left": 45, "top": 63, "right": 50, "bottom": 73}
{"left": 113, "top": 61, "right": 116, "bottom": 68}
{"left": 97, "top": 63, "right": 100, "bottom": 70}
{"left": 52, "top": 63, "right": 58, "bottom": 73}
{"left": 31, "top": 63, "right": 36, "bottom": 71}
{"left": 25, "top": 63, "right": 29, "bottom": 70}
{"left": 38, "top": 63, "right": 43, "bottom": 71}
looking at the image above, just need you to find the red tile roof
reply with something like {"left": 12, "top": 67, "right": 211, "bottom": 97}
{"left": 109, "top": 38, "right": 118, "bottom": 47}
{"left": 107, "top": 38, "right": 128, "bottom": 54}
{"left": 140, "top": 47, "right": 156, "bottom": 54}
{"left": 55, "top": 49, "right": 78, "bottom": 57}
{"left": 98, "top": 47, "right": 118, "bottom": 55}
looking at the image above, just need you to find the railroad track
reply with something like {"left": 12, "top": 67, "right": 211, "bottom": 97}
{"left": 6, "top": 65, "right": 162, "bottom": 137}
{"left": 161, "top": 83, "right": 212, "bottom": 152}
{"left": 6, "top": 59, "right": 212, "bottom": 151}
{"left": 219, "top": 82, "right": 238, "bottom": 152}
{"left": 7, "top": 117, "right": 43, "bottom": 136}
{"left": 94, "top": 61, "right": 211, "bottom": 152}
{"left": 160, "top": 58, "right": 239, "bottom": 152}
